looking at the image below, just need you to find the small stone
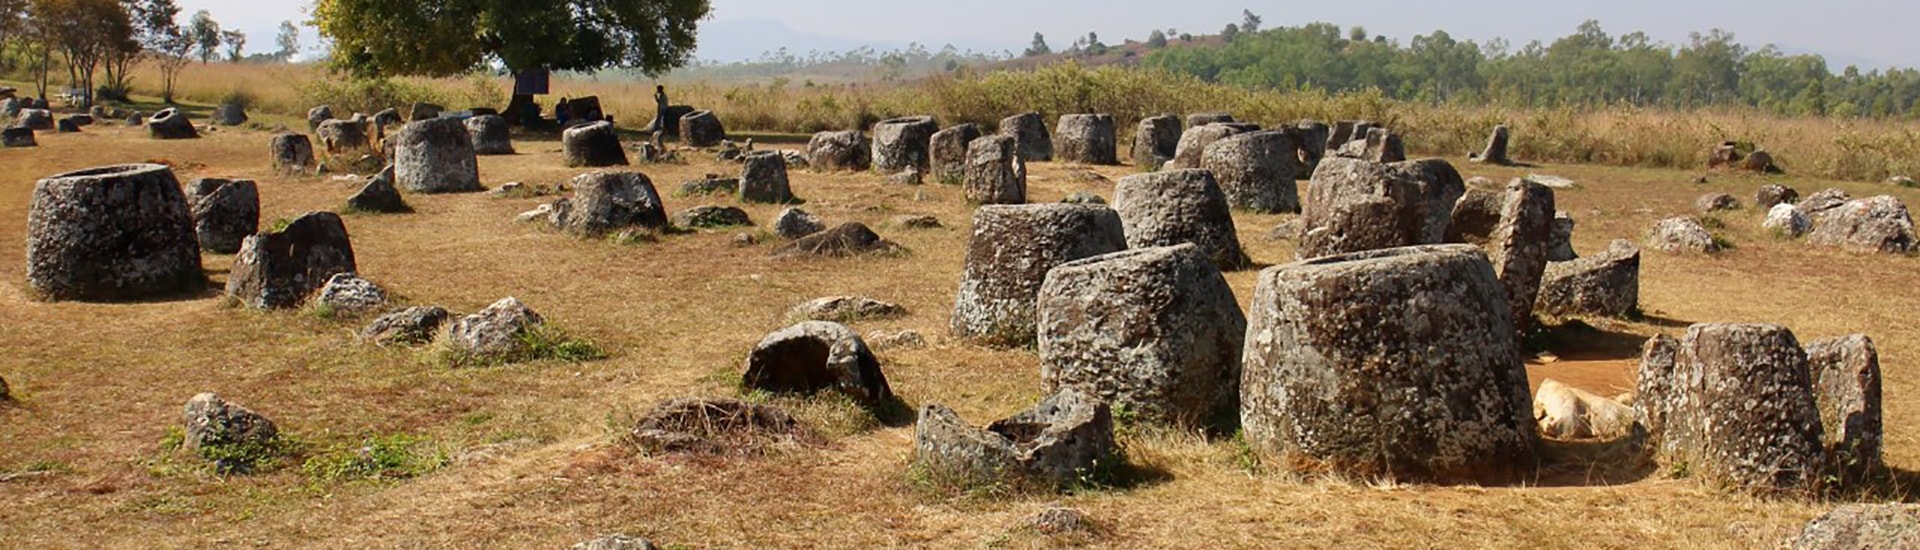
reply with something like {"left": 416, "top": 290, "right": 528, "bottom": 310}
{"left": 361, "top": 306, "right": 450, "bottom": 346}
{"left": 514, "top": 204, "right": 555, "bottom": 224}
{"left": 731, "top": 232, "right": 758, "bottom": 247}
{"left": 1764, "top": 203, "right": 1812, "bottom": 238}
{"left": 1695, "top": 193, "right": 1740, "bottom": 212}
{"left": 769, "top": 222, "right": 900, "bottom": 257}
{"left": 1790, "top": 504, "right": 1920, "bottom": 549}
{"left": 1756, "top": 184, "right": 1800, "bottom": 209}
{"left": 672, "top": 205, "right": 752, "bottom": 229}
{"left": 865, "top": 330, "right": 927, "bottom": 350}
{"left": 786, "top": 296, "right": 907, "bottom": 322}
{"left": 182, "top": 393, "right": 278, "bottom": 472}
{"left": 743, "top": 321, "right": 892, "bottom": 405}
{"left": 444, "top": 297, "right": 545, "bottom": 359}
{"left": 771, "top": 207, "right": 826, "bottom": 239}
{"left": 678, "top": 176, "right": 738, "bottom": 197}
{"left": 885, "top": 169, "right": 924, "bottom": 186}
{"left": 1023, "top": 507, "right": 1094, "bottom": 536}
{"left": 572, "top": 534, "right": 657, "bottom": 550}
{"left": 313, "top": 273, "right": 387, "bottom": 316}
{"left": 895, "top": 215, "right": 941, "bottom": 229}
{"left": 1548, "top": 211, "right": 1577, "bottom": 261}
{"left": 1646, "top": 217, "right": 1721, "bottom": 254}
{"left": 1061, "top": 192, "right": 1106, "bottom": 205}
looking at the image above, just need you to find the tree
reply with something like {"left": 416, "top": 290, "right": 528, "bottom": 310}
{"left": 97, "top": 0, "right": 141, "bottom": 100}
{"left": 1147, "top": 30, "right": 1167, "bottom": 48}
{"left": 0, "top": 0, "right": 27, "bottom": 71}
{"left": 311, "top": 0, "right": 710, "bottom": 78}
{"left": 274, "top": 20, "right": 297, "bottom": 60}
{"left": 1242, "top": 9, "right": 1262, "bottom": 33}
{"left": 1221, "top": 23, "right": 1239, "bottom": 43}
{"left": 1024, "top": 32, "right": 1050, "bottom": 57}
{"left": 134, "top": 0, "right": 190, "bottom": 102}
{"left": 31, "top": 0, "right": 133, "bottom": 107}
{"left": 220, "top": 28, "right": 242, "bottom": 62}
{"left": 186, "top": 9, "right": 217, "bottom": 63}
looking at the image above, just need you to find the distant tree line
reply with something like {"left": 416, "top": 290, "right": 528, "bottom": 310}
{"left": 0, "top": 0, "right": 302, "bottom": 105}
{"left": 1143, "top": 19, "right": 1920, "bottom": 118}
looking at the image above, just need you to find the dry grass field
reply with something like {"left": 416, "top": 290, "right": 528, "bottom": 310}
{"left": 1, "top": 104, "right": 1918, "bottom": 548}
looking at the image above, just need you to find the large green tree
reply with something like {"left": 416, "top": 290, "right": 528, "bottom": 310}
{"left": 311, "top": 0, "right": 710, "bottom": 78}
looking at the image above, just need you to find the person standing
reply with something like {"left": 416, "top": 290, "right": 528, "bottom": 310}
{"left": 650, "top": 85, "right": 669, "bottom": 132}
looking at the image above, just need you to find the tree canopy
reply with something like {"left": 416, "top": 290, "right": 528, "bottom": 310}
{"left": 311, "top": 0, "right": 711, "bottom": 78}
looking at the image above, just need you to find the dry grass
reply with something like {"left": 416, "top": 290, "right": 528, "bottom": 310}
{"left": 3, "top": 100, "right": 1920, "bottom": 547}
{"left": 101, "top": 62, "right": 1920, "bottom": 183}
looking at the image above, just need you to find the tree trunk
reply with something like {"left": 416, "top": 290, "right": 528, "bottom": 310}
{"left": 505, "top": 93, "right": 534, "bottom": 127}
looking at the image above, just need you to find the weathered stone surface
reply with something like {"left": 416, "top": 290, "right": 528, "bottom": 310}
{"left": 226, "top": 211, "right": 356, "bottom": 310}
{"left": 771, "top": 207, "right": 825, "bottom": 239}
{"left": 873, "top": 116, "right": 938, "bottom": 174}
{"left": 787, "top": 296, "right": 907, "bottom": 322}
{"left": 1797, "top": 188, "right": 1852, "bottom": 217}
{"left": 313, "top": 272, "right": 386, "bottom": 316}
{"left": 1742, "top": 149, "right": 1779, "bottom": 173}
{"left": 346, "top": 166, "right": 410, "bottom": 214}
{"left": 572, "top": 534, "right": 658, "bottom": 550}
{"left": 465, "top": 115, "right": 514, "bottom": 155}
{"left": 628, "top": 397, "right": 808, "bottom": 456}
{"left": 393, "top": 118, "right": 482, "bottom": 193}
{"left": 1241, "top": 244, "right": 1537, "bottom": 482}
{"left": 1202, "top": 130, "right": 1301, "bottom": 213}
{"left": 739, "top": 151, "right": 796, "bottom": 203}
{"left": 1636, "top": 324, "right": 1824, "bottom": 494}
{"left": 1022, "top": 507, "right": 1093, "bottom": 536}
{"left": 185, "top": 178, "right": 259, "bottom": 254}
{"left": 269, "top": 133, "right": 316, "bottom": 175}
{"left": 1548, "top": 211, "right": 1577, "bottom": 261}
{"left": 182, "top": 393, "right": 278, "bottom": 471}
{"left": 895, "top": 214, "right": 941, "bottom": 229}
{"left": 1537, "top": 240, "right": 1640, "bottom": 318}
{"left": 15, "top": 108, "right": 52, "bottom": 130}
{"left": 865, "top": 329, "right": 927, "bottom": 350}
{"left": 1806, "top": 195, "right": 1917, "bottom": 253}
{"left": 1470, "top": 125, "right": 1511, "bottom": 165}
{"left": 409, "top": 102, "right": 444, "bottom": 121}
{"left": 1296, "top": 157, "right": 1434, "bottom": 259}
{"left": 1695, "top": 192, "right": 1739, "bottom": 212}
{"left": 562, "top": 121, "right": 627, "bottom": 167}
{"left": 885, "top": 170, "right": 923, "bottom": 186}
{"left": 806, "top": 130, "right": 870, "bottom": 171}
{"left": 444, "top": 297, "right": 545, "bottom": 359}
{"left": 27, "top": 164, "right": 205, "bottom": 301}
{"left": 963, "top": 134, "right": 1027, "bottom": 205}
{"left": 147, "top": 108, "right": 198, "bottom": 139}
{"left": 1756, "top": 184, "right": 1800, "bottom": 209}
{"left": 1535, "top": 379, "right": 1637, "bottom": 441}
{"left": 551, "top": 172, "right": 668, "bottom": 237}
{"left": 1486, "top": 179, "right": 1556, "bottom": 335}
{"left": 1806, "top": 334, "right": 1883, "bottom": 479}
{"left": 1335, "top": 127, "right": 1405, "bottom": 163}
{"left": 1292, "top": 120, "right": 1331, "bottom": 173}
{"left": 1037, "top": 244, "right": 1246, "bottom": 428}
{"left": 315, "top": 118, "right": 370, "bottom": 154}
{"left": 1186, "top": 112, "right": 1234, "bottom": 127}
{"left": 2, "top": 126, "right": 34, "bottom": 147}
{"left": 929, "top": 124, "right": 982, "bottom": 183}
{"left": 1062, "top": 192, "right": 1105, "bottom": 205}
{"left": 372, "top": 108, "right": 401, "bottom": 128}
{"left": 1765, "top": 203, "right": 1812, "bottom": 238}
{"left": 306, "top": 105, "right": 332, "bottom": 132}
{"left": 213, "top": 103, "right": 247, "bottom": 126}
{"left": 952, "top": 204, "right": 1128, "bottom": 345}
{"left": 54, "top": 117, "right": 80, "bottom": 133}
{"left": 1131, "top": 114, "right": 1181, "bottom": 169}
{"left": 679, "top": 110, "right": 726, "bottom": 147}
{"left": 769, "top": 222, "right": 899, "bottom": 257}
{"left": 1167, "top": 123, "right": 1255, "bottom": 170}
{"left": 998, "top": 112, "right": 1053, "bottom": 162}
{"left": 361, "top": 306, "right": 449, "bottom": 346}
{"left": 670, "top": 205, "right": 750, "bottom": 229}
{"left": 1112, "top": 169, "right": 1250, "bottom": 270}
{"left": 743, "top": 321, "right": 892, "bottom": 405}
{"left": 1647, "top": 217, "right": 1721, "bottom": 253}
{"left": 913, "top": 389, "right": 1117, "bottom": 490}
{"left": 1790, "top": 504, "right": 1920, "bottom": 550}
{"left": 1054, "top": 114, "right": 1118, "bottom": 165}
{"left": 678, "top": 176, "right": 737, "bottom": 197}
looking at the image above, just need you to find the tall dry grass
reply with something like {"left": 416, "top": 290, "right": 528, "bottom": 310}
{"left": 122, "top": 61, "right": 1920, "bottom": 182}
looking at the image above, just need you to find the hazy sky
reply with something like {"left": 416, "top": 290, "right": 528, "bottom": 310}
{"left": 175, "top": 0, "right": 1918, "bottom": 70}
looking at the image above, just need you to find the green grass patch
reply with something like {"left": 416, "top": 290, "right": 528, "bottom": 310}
{"left": 301, "top": 434, "right": 448, "bottom": 483}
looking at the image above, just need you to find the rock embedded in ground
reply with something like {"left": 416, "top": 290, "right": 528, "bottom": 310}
{"left": 786, "top": 296, "right": 907, "bottom": 323}
{"left": 672, "top": 205, "right": 752, "bottom": 229}
{"left": 1806, "top": 195, "right": 1917, "bottom": 254}
{"left": 1536, "top": 240, "right": 1640, "bottom": 318}
{"left": 912, "top": 389, "right": 1117, "bottom": 491}
{"left": 361, "top": 306, "right": 450, "bottom": 346}
{"left": 269, "top": 133, "right": 316, "bottom": 175}
{"left": 27, "top": 164, "right": 205, "bottom": 302}
{"left": 1790, "top": 504, "right": 1920, "bottom": 549}
{"left": 226, "top": 211, "right": 357, "bottom": 310}
{"left": 1647, "top": 217, "right": 1721, "bottom": 253}
{"left": 181, "top": 392, "right": 279, "bottom": 472}
{"left": 1756, "top": 184, "right": 1800, "bottom": 209}
{"left": 313, "top": 272, "right": 387, "bottom": 316}
{"left": 742, "top": 321, "right": 892, "bottom": 406}
{"left": 444, "top": 297, "right": 546, "bottom": 359}
{"left": 572, "top": 534, "right": 658, "bottom": 550}
{"left": 768, "top": 222, "right": 900, "bottom": 258}
{"left": 1695, "top": 192, "right": 1740, "bottom": 212}
{"left": 1764, "top": 203, "right": 1812, "bottom": 238}
{"left": 550, "top": 172, "right": 668, "bottom": 237}
{"left": 771, "top": 207, "right": 825, "bottom": 239}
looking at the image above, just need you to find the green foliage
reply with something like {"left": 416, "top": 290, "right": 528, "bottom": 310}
{"left": 301, "top": 434, "right": 446, "bottom": 482}
{"left": 312, "top": 0, "right": 711, "bottom": 77}
{"left": 434, "top": 326, "right": 608, "bottom": 368}
{"left": 216, "top": 87, "right": 254, "bottom": 109}
{"left": 296, "top": 76, "right": 447, "bottom": 117}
